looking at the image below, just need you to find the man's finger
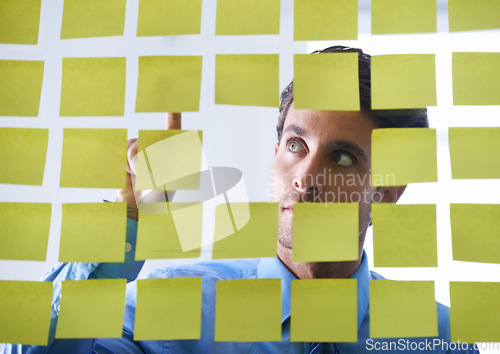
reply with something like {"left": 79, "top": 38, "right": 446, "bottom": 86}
{"left": 116, "top": 138, "right": 139, "bottom": 209}
{"left": 127, "top": 139, "right": 138, "bottom": 175}
{"left": 166, "top": 112, "right": 182, "bottom": 130}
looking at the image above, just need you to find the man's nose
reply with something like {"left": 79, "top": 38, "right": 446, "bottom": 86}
{"left": 292, "top": 179, "right": 320, "bottom": 194}
{"left": 292, "top": 156, "right": 324, "bottom": 194}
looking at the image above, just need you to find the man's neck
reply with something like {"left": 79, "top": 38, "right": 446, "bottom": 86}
{"left": 276, "top": 246, "right": 363, "bottom": 279}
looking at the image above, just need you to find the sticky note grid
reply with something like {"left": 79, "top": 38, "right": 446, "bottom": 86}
{"left": 1, "top": 0, "right": 500, "bottom": 347}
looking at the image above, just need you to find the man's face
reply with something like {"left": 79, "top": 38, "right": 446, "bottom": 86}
{"left": 271, "top": 103, "right": 381, "bottom": 254}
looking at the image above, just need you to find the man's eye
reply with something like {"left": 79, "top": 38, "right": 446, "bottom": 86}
{"left": 288, "top": 140, "right": 305, "bottom": 153}
{"left": 332, "top": 151, "right": 354, "bottom": 166}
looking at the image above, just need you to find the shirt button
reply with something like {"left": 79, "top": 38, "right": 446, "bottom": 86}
{"left": 125, "top": 242, "right": 132, "bottom": 253}
{"left": 56, "top": 304, "right": 60, "bottom": 312}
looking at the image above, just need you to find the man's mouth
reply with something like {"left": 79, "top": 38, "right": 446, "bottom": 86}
{"left": 280, "top": 203, "right": 294, "bottom": 214}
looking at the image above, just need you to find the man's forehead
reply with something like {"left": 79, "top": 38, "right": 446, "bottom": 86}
{"left": 283, "top": 105, "right": 377, "bottom": 142}
{"left": 282, "top": 124, "right": 309, "bottom": 137}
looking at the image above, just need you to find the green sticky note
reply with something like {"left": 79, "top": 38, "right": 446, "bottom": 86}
{"left": 215, "top": 54, "right": 279, "bottom": 107}
{"left": 452, "top": 52, "right": 500, "bottom": 105}
{"left": 294, "top": 0, "right": 357, "bottom": 40}
{"left": 371, "top": 54, "right": 437, "bottom": 109}
{"left": 0, "top": 0, "right": 40, "bottom": 44}
{"left": 294, "top": 53, "right": 360, "bottom": 111}
{"left": 450, "top": 204, "right": 500, "bottom": 264}
{"left": 135, "top": 130, "right": 203, "bottom": 191}
{"left": 449, "top": 0, "right": 500, "bottom": 32}
{"left": 215, "top": 279, "right": 281, "bottom": 341}
{"left": 0, "top": 128, "right": 48, "bottom": 185}
{"left": 59, "top": 203, "right": 127, "bottom": 263}
{"left": 60, "top": 57, "right": 126, "bottom": 116}
{"left": 137, "top": 0, "right": 202, "bottom": 36}
{"left": 450, "top": 282, "right": 500, "bottom": 342}
{"left": 449, "top": 127, "right": 500, "bottom": 179}
{"left": 215, "top": 0, "right": 280, "bottom": 35}
{"left": 135, "top": 278, "right": 202, "bottom": 340}
{"left": 0, "top": 203, "right": 51, "bottom": 261}
{"left": 371, "top": 0, "right": 437, "bottom": 34}
{"left": 60, "top": 128, "right": 127, "bottom": 189}
{"left": 60, "top": 0, "right": 126, "bottom": 39}
{"left": 136, "top": 56, "right": 202, "bottom": 112}
{"left": 370, "top": 280, "right": 438, "bottom": 338}
{"left": 371, "top": 128, "right": 437, "bottom": 186}
{"left": 56, "top": 279, "right": 127, "bottom": 338}
{"left": 136, "top": 202, "right": 202, "bottom": 260}
{"left": 0, "top": 281, "right": 52, "bottom": 345}
{"left": 290, "top": 279, "right": 357, "bottom": 342}
{"left": 292, "top": 203, "right": 359, "bottom": 262}
{"left": 372, "top": 204, "right": 437, "bottom": 267}
{"left": 0, "top": 60, "right": 44, "bottom": 116}
{"left": 212, "top": 203, "right": 278, "bottom": 259}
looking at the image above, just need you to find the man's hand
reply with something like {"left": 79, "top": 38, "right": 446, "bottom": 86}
{"left": 116, "top": 113, "right": 182, "bottom": 219}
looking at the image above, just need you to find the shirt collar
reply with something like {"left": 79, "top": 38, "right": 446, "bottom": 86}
{"left": 257, "top": 251, "right": 370, "bottom": 330}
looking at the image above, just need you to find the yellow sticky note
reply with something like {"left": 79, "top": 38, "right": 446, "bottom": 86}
{"left": 0, "top": 281, "right": 52, "bottom": 345}
{"left": 56, "top": 279, "right": 127, "bottom": 338}
{"left": 60, "top": 57, "right": 126, "bottom": 116}
{"left": 0, "top": 60, "right": 44, "bottom": 116}
{"left": 370, "top": 280, "right": 438, "bottom": 338}
{"left": 59, "top": 203, "right": 127, "bottom": 263}
{"left": 137, "top": 0, "right": 202, "bottom": 36}
{"left": 294, "top": 0, "right": 357, "bottom": 40}
{"left": 371, "top": 54, "right": 437, "bottom": 109}
{"left": 135, "top": 278, "right": 202, "bottom": 340}
{"left": 449, "top": 127, "right": 500, "bottom": 179}
{"left": 0, "top": 128, "right": 48, "bottom": 185}
{"left": 291, "top": 279, "right": 357, "bottom": 342}
{"left": 135, "top": 130, "right": 203, "bottom": 191}
{"left": 60, "top": 128, "right": 127, "bottom": 189}
{"left": 215, "top": 54, "right": 279, "bottom": 107}
{"left": 371, "top": 0, "right": 436, "bottom": 34}
{"left": 60, "top": 0, "right": 126, "bottom": 39}
{"left": 452, "top": 52, "right": 500, "bottom": 106}
{"left": 371, "top": 128, "right": 437, "bottom": 186}
{"left": 450, "top": 204, "right": 500, "bottom": 264}
{"left": 0, "top": 203, "right": 51, "bottom": 261}
{"left": 449, "top": 0, "right": 500, "bottom": 32}
{"left": 136, "top": 56, "right": 202, "bottom": 112}
{"left": 0, "top": 0, "right": 40, "bottom": 44}
{"left": 215, "top": 0, "right": 280, "bottom": 35}
{"left": 212, "top": 203, "right": 278, "bottom": 259}
{"left": 294, "top": 53, "right": 360, "bottom": 111}
{"left": 215, "top": 279, "right": 281, "bottom": 341}
{"left": 292, "top": 203, "right": 359, "bottom": 262}
{"left": 372, "top": 204, "right": 437, "bottom": 267}
{"left": 450, "top": 282, "right": 500, "bottom": 342}
{"left": 136, "top": 202, "right": 202, "bottom": 260}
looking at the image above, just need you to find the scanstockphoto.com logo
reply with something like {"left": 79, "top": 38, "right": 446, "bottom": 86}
{"left": 365, "top": 338, "right": 500, "bottom": 352}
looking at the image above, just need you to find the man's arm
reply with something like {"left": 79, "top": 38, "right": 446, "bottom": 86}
{"left": 3, "top": 113, "right": 182, "bottom": 353}
{"left": 2, "top": 218, "right": 144, "bottom": 354}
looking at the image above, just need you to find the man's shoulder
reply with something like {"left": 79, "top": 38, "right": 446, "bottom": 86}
{"left": 368, "top": 269, "right": 387, "bottom": 281}
{"left": 143, "top": 258, "right": 263, "bottom": 281}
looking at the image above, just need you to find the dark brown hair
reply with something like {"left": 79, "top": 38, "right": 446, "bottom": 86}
{"left": 277, "top": 46, "right": 429, "bottom": 142}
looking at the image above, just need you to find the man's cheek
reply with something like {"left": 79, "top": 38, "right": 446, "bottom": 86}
{"left": 273, "top": 173, "right": 290, "bottom": 191}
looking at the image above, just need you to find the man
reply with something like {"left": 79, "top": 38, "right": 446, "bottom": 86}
{"left": 4, "top": 46, "right": 478, "bottom": 353}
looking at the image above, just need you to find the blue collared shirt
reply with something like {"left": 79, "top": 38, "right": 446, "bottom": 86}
{"left": 4, "top": 219, "right": 478, "bottom": 353}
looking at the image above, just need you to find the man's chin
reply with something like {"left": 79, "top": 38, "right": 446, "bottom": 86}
{"left": 278, "top": 211, "right": 293, "bottom": 250}
{"left": 277, "top": 235, "right": 292, "bottom": 250}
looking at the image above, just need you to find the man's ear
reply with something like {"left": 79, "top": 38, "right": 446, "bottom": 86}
{"left": 377, "top": 185, "right": 407, "bottom": 203}
{"left": 274, "top": 142, "right": 279, "bottom": 156}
